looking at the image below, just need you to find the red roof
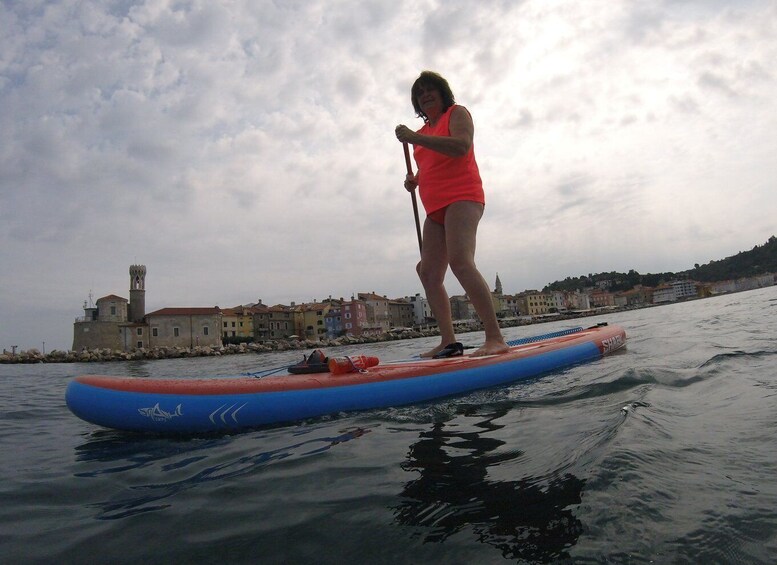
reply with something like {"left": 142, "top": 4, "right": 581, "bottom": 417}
{"left": 146, "top": 307, "right": 222, "bottom": 317}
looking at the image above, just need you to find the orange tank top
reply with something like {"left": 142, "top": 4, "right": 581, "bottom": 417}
{"left": 413, "top": 105, "right": 485, "bottom": 215}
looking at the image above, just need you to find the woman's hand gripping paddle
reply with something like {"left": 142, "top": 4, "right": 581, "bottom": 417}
{"left": 403, "top": 142, "right": 423, "bottom": 254}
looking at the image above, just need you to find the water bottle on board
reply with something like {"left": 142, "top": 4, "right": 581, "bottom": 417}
{"left": 328, "top": 355, "right": 380, "bottom": 374}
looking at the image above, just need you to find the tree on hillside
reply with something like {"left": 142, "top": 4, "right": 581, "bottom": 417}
{"left": 543, "top": 236, "right": 776, "bottom": 292}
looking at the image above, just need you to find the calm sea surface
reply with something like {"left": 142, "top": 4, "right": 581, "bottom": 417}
{"left": 2, "top": 287, "right": 776, "bottom": 564}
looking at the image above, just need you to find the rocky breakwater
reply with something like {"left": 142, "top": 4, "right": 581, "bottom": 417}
{"left": 0, "top": 329, "right": 437, "bottom": 364}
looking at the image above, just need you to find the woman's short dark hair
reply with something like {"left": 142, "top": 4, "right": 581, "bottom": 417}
{"left": 411, "top": 71, "right": 456, "bottom": 123}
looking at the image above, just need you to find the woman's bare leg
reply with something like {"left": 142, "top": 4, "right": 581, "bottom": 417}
{"left": 417, "top": 217, "right": 457, "bottom": 357}
{"left": 444, "top": 202, "right": 509, "bottom": 356}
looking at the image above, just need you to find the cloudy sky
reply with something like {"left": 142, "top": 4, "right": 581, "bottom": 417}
{"left": 2, "top": 0, "right": 776, "bottom": 351}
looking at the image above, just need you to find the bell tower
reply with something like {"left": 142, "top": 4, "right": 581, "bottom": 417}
{"left": 128, "top": 264, "right": 147, "bottom": 323}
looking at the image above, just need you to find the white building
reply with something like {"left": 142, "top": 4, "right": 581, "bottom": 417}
{"left": 671, "top": 280, "right": 697, "bottom": 300}
{"left": 653, "top": 286, "right": 675, "bottom": 304}
{"left": 549, "top": 291, "right": 567, "bottom": 312}
{"left": 406, "top": 293, "right": 432, "bottom": 326}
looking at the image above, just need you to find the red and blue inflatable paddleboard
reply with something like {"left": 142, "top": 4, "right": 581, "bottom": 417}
{"left": 66, "top": 323, "right": 626, "bottom": 433}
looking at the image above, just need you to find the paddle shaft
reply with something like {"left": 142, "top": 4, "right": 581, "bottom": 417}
{"left": 403, "top": 142, "right": 423, "bottom": 253}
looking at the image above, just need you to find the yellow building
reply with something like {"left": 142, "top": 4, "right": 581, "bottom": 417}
{"left": 294, "top": 302, "right": 332, "bottom": 341}
{"left": 220, "top": 305, "right": 259, "bottom": 339}
{"left": 516, "top": 291, "right": 551, "bottom": 316}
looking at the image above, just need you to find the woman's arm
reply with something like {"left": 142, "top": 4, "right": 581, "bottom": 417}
{"left": 395, "top": 106, "right": 474, "bottom": 157}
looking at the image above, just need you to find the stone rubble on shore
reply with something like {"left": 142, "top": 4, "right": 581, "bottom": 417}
{"left": 0, "top": 328, "right": 441, "bottom": 364}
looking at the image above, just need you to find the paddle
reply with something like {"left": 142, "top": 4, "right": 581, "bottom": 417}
{"left": 403, "top": 142, "right": 423, "bottom": 253}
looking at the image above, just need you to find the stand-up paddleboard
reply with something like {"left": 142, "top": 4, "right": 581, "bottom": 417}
{"left": 66, "top": 323, "right": 626, "bottom": 433}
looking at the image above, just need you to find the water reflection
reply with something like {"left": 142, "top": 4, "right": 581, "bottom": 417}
{"left": 124, "top": 361, "right": 153, "bottom": 378}
{"left": 394, "top": 413, "right": 584, "bottom": 562}
{"left": 72, "top": 426, "right": 371, "bottom": 520}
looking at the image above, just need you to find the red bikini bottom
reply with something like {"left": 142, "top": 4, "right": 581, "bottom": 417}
{"left": 427, "top": 207, "right": 448, "bottom": 225}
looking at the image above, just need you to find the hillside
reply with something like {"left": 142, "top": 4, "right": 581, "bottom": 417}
{"left": 544, "top": 236, "right": 777, "bottom": 293}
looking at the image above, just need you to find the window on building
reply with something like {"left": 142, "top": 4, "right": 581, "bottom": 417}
{"left": 137, "top": 341, "right": 143, "bottom": 348}
{"left": 137, "top": 328, "right": 143, "bottom": 336}
{"left": 203, "top": 326, "right": 210, "bottom": 336}
{"left": 174, "top": 327, "right": 180, "bottom": 337}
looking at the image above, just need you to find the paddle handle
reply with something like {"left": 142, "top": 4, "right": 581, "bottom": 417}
{"left": 403, "top": 142, "right": 423, "bottom": 254}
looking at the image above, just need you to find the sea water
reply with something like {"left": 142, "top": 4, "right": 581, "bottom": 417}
{"left": 1, "top": 286, "right": 776, "bottom": 564}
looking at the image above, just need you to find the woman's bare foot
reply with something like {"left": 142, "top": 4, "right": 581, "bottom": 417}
{"left": 470, "top": 340, "right": 510, "bottom": 357}
{"left": 420, "top": 343, "right": 448, "bottom": 358}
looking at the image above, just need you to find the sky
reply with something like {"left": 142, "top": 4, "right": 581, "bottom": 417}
{"left": 1, "top": 0, "right": 776, "bottom": 352}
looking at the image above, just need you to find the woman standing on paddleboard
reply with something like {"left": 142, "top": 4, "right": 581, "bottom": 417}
{"left": 395, "top": 71, "right": 509, "bottom": 358}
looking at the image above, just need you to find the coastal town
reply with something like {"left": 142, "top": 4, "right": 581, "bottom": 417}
{"left": 2, "top": 262, "right": 774, "bottom": 364}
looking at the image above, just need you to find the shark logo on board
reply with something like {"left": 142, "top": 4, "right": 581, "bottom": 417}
{"left": 138, "top": 403, "right": 183, "bottom": 422}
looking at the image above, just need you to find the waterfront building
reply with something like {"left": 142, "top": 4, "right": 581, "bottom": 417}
{"left": 549, "top": 291, "right": 566, "bottom": 312}
{"left": 294, "top": 302, "right": 332, "bottom": 341}
{"left": 145, "top": 308, "right": 222, "bottom": 348}
{"left": 497, "top": 294, "right": 521, "bottom": 317}
{"left": 96, "top": 295, "right": 128, "bottom": 322}
{"left": 615, "top": 286, "right": 654, "bottom": 308}
{"left": 128, "top": 264, "right": 146, "bottom": 323}
{"left": 672, "top": 280, "right": 698, "bottom": 300}
{"left": 233, "top": 305, "right": 261, "bottom": 338}
{"left": 708, "top": 274, "right": 774, "bottom": 295}
{"left": 220, "top": 305, "right": 262, "bottom": 339}
{"left": 73, "top": 265, "right": 228, "bottom": 351}
{"left": 358, "top": 292, "right": 391, "bottom": 334}
{"left": 515, "top": 290, "right": 550, "bottom": 316}
{"left": 72, "top": 266, "right": 146, "bottom": 351}
{"left": 450, "top": 295, "right": 476, "bottom": 320}
{"left": 405, "top": 293, "right": 433, "bottom": 326}
{"left": 341, "top": 298, "right": 370, "bottom": 336}
{"left": 221, "top": 308, "right": 239, "bottom": 339}
{"left": 567, "top": 290, "right": 592, "bottom": 311}
{"left": 325, "top": 304, "right": 343, "bottom": 338}
{"left": 388, "top": 298, "right": 415, "bottom": 330}
{"left": 120, "top": 321, "right": 148, "bottom": 350}
{"left": 652, "top": 285, "right": 675, "bottom": 304}
{"left": 253, "top": 304, "right": 295, "bottom": 340}
{"left": 589, "top": 289, "right": 616, "bottom": 308}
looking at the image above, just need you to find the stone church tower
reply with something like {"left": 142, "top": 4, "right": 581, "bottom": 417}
{"left": 494, "top": 273, "right": 503, "bottom": 295}
{"left": 128, "top": 264, "right": 147, "bottom": 323}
